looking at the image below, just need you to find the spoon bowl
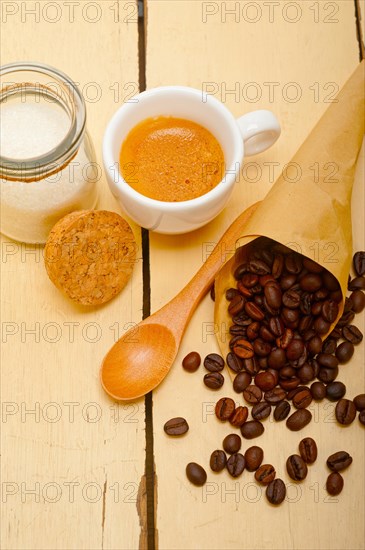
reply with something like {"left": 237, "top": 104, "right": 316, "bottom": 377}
{"left": 100, "top": 203, "right": 260, "bottom": 401}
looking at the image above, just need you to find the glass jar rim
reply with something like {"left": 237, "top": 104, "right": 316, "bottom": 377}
{"left": 0, "top": 61, "right": 86, "bottom": 181}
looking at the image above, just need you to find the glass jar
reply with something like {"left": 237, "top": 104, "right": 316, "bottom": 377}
{"left": 0, "top": 62, "right": 98, "bottom": 243}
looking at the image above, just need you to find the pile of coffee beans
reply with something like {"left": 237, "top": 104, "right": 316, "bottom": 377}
{"left": 165, "top": 245, "right": 364, "bottom": 503}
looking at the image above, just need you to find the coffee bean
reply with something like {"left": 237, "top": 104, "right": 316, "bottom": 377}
{"left": 204, "top": 372, "right": 224, "bottom": 390}
{"left": 350, "top": 290, "right": 365, "bottom": 313}
{"left": 268, "top": 347, "right": 287, "bottom": 369}
{"left": 254, "top": 371, "right": 276, "bottom": 391}
{"left": 215, "top": 397, "right": 235, "bottom": 421}
{"left": 204, "top": 353, "right": 225, "bottom": 372}
{"left": 299, "top": 273, "right": 322, "bottom": 292}
{"left": 285, "top": 253, "right": 302, "bottom": 274}
{"left": 233, "top": 372, "right": 252, "bottom": 393}
{"left": 234, "top": 263, "right": 248, "bottom": 280}
{"left": 282, "top": 289, "right": 301, "bottom": 309}
{"left": 326, "top": 381, "right": 346, "bottom": 401}
{"left": 243, "top": 385, "right": 262, "bottom": 404}
{"left": 297, "top": 363, "right": 315, "bottom": 384}
{"left": 322, "top": 300, "right": 339, "bottom": 323}
{"left": 327, "top": 451, "right": 353, "bottom": 471}
{"left": 226, "top": 352, "right": 244, "bottom": 373}
{"left": 223, "top": 433, "right": 242, "bottom": 454}
{"left": 335, "top": 341, "right": 354, "bottom": 364}
{"left": 286, "top": 339, "right": 305, "bottom": 361}
{"left": 318, "top": 366, "right": 339, "bottom": 383}
{"left": 226, "top": 453, "right": 245, "bottom": 477}
{"left": 229, "top": 406, "right": 248, "bottom": 427}
{"left": 307, "top": 335, "right": 323, "bottom": 355}
{"left": 244, "top": 301, "right": 265, "bottom": 321}
{"left": 274, "top": 401, "right": 291, "bottom": 421}
{"left": 226, "top": 288, "right": 240, "bottom": 300}
{"left": 353, "top": 394, "right": 365, "bottom": 411}
{"left": 241, "top": 273, "right": 259, "bottom": 287}
{"left": 244, "top": 446, "right": 264, "bottom": 471}
{"left": 287, "top": 386, "right": 308, "bottom": 400}
{"left": 210, "top": 450, "right": 227, "bottom": 472}
{"left": 264, "top": 387, "right": 287, "bottom": 404}
{"left": 240, "top": 420, "right": 264, "bottom": 439}
{"left": 335, "top": 399, "right": 356, "bottom": 425}
{"left": 313, "top": 316, "right": 331, "bottom": 335}
{"left": 243, "top": 356, "right": 260, "bottom": 375}
{"left": 280, "top": 377, "right": 300, "bottom": 391}
{"left": 253, "top": 338, "right": 272, "bottom": 357}
{"left": 186, "top": 462, "right": 207, "bottom": 486}
{"left": 317, "top": 353, "right": 339, "bottom": 369}
{"left": 286, "top": 409, "right": 312, "bottom": 431}
{"left": 247, "top": 322, "right": 260, "bottom": 340}
{"left": 348, "top": 276, "right": 365, "bottom": 291}
{"left": 359, "top": 410, "right": 365, "bottom": 425}
{"left": 252, "top": 401, "right": 271, "bottom": 420}
{"left": 321, "top": 338, "right": 337, "bottom": 355}
{"left": 248, "top": 258, "right": 271, "bottom": 275}
{"left": 233, "top": 339, "right": 254, "bottom": 359}
{"left": 182, "top": 351, "right": 201, "bottom": 372}
{"left": 322, "top": 270, "right": 340, "bottom": 291}
{"left": 264, "top": 282, "right": 282, "bottom": 309}
{"left": 299, "top": 437, "right": 317, "bottom": 464}
{"left": 164, "top": 417, "right": 189, "bottom": 436}
{"left": 292, "top": 388, "right": 312, "bottom": 409}
{"left": 267, "top": 368, "right": 280, "bottom": 386}
{"left": 272, "top": 253, "right": 284, "bottom": 278}
{"left": 228, "top": 294, "right": 246, "bottom": 316}
{"left": 326, "top": 472, "right": 344, "bottom": 496}
{"left": 286, "top": 454, "right": 308, "bottom": 480}
{"left": 266, "top": 479, "right": 286, "bottom": 505}
{"left": 353, "top": 251, "right": 365, "bottom": 276}
{"left": 342, "top": 325, "right": 363, "bottom": 344}
{"left": 310, "top": 381, "right": 327, "bottom": 400}
{"left": 255, "top": 464, "right": 276, "bottom": 484}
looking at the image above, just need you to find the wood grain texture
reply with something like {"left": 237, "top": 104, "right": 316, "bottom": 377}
{"left": 146, "top": 1, "right": 365, "bottom": 549}
{"left": 0, "top": 2, "right": 145, "bottom": 549}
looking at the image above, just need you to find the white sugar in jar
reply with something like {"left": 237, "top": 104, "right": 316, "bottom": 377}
{"left": 0, "top": 62, "right": 98, "bottom": 243}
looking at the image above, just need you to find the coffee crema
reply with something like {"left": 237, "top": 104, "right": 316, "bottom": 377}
{"left": 119, "top": 116, "right": 224, "bottom": 202}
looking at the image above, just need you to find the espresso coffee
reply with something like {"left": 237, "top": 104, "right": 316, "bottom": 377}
{"left": 120, "top": 116, "right": 224, "bottom": 201}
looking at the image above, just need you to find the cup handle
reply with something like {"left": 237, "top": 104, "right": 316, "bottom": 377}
{"left": 237, "top": 110, "right": 281, "bottom": 156}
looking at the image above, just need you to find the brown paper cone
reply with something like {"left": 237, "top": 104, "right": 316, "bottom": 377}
{"left": 215, "top": 61, "right": 364, "bottom": 365}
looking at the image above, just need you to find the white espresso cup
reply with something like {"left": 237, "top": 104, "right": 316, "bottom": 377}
{"left": 103, "top": 86, "right": 280, "bottom": 234}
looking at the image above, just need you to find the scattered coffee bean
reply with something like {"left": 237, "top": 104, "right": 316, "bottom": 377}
{"left": 317, "top": 353, "right": 339, "bottom": 369}
{"left": 182, "top": 351, "right": 201, "bottom": 372}
{"left": 353, "top": 394, "right": 365, "bottom": 411}
{"left": 292, "top": 388, "right": 312, "bottom": 409}
{"left": 342, "top": 325, "right": 363, "bottom": 344}
{"left": 233, "top": 339, "right": 254, "bottom": 359}
{"left": 215, "top": 398, "right": 235, "bottom": 421}
{"left": 228, "top": 294, "right": 246, "bottom": 316}
{"left": 229, "top": 406, "right": 248, "bottom": 427}
{"left": 240, "top": 420, "right": 265, "bottom": 439}
{"left": 164, "top": 417, "right": 189, "bottom": 436}
{"left": 327, "top": 451, "right": 353, "bottom": 471}
{"left": 350, "top": 290, "right": 365, "bottom": 313}
{"left": 321, "top": 338, "right": 337, "bottom": 355}
{"left": 226, "top": 453, "right": 245, "bottom": 477}
{"left": 359, "top": 410, "right": 365, "bottom": 425}
{"left": 233, "top": 371, "right": 252, "bottom": 393}
{"left": 353, "top": 251, "right": 365, "bottom": 276}
{"left": 186, "top": 462, "right": 207, "bottom": 486}
{"left": 223, "top": 433, "right": 242, "bottom": 454}
{"left": 299, "top": 437, "right": 317, "bottom": 464}
{"left": 326, "top": 472, "right": 344, "bottom": 496}
{"left": 266, "top": 479, "right": 286, "bottom": 505}
{"left": 243, "top": 385, "right": 262, "bottom": 404}
{"left": 335, "top": 399, "right": 356, "bottom": 425}
{"left": 226, "top": 352, "right": 244, "bottom": 373}
{"left": 252, "top": 401, "right": 271, "bottom": 420}
{"left": 335, "top": 341, "right": 354, "bottom": 364}
{"left": 244, "top": 446, "right": 264, "bottom": 471}
{"left": 274, "top": 401, "right": 291, "bottom": 421}
{"left": 326, "top": 381, "right": 346, "bottom": 401}
{"left": 348, "top": 276, "right": 365, "bottom": 291}
{"left": 210, "top": 450, "right": 227, "bottom": 472}
{"left": 310, "top": 381, "right": 327, "bottom": 400}
{"left": 255, "top": 464, "right": 276, "bottom": 484}
{"left": 204, "top": 372, "right": 224, "bottom": 390}
{"left": 226, "top": 287, "right": 240, "bottom": 300}
{"left": 318, "top": 366, "right": 338, "bottom": 384}
{"left": 204, "top": 353, "right": 225, "bottom": 372}
{"left": 264, "top": 387, "right": 287, "bottom": 404}
{"left": 286, "top": 409, "right": 312, "bottom": 431}
{"left": 286, "top": 454, "right": 308, "bottom": 480}
{"left": 254, "top": 371, "right": 276, "bottom": 391}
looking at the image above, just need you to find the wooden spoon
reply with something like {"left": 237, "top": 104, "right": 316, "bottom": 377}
{"left": 100, "top": 202, "right": 260, "bottom": 400}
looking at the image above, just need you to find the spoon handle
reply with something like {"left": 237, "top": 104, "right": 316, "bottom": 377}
{"left": 152, "top": 202, "right": 260, "bottom": 337}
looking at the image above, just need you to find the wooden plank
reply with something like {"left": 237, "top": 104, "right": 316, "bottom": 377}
{"left": 0, "top": 2, "right": 145, "bottom": 549}
{"left": 146, "top": 1, "right": 364, "bottom": 548}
